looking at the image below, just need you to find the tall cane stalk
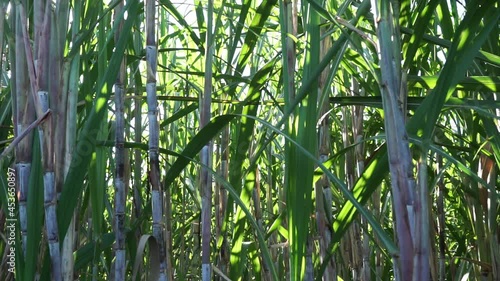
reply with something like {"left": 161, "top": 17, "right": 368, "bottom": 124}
{"left": 200, "top": 0, "right": 214, "bottom": 279}
{"left": 145, "top": 0, "right": 168, "bottom": 279}
{"left": 315, "top": 22, "right": 335, "bottom": 281}
{"left": 371, "top": 0, "right": 418, "bottom": 279}
{"left": 13, "top": 1, "right": 35, "bottom": 258}
{"left": 113, "top": 0, "right": 127, "bottom": 279}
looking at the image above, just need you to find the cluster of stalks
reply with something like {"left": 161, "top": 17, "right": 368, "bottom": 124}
{"left": 0, "top": 0, "right": 498, "bottom": 281}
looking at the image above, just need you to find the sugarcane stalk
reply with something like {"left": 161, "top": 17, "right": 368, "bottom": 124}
{"left": 371, "top": 0, "right": 419, "bottom": 280}
{"left": 133, "top": 87, "right": 143, "bottom": 224}
{"left": 216, "top": 122, "right": 229, "bottom": 278}
{"left": 343, "top": 103, "right": 362, "bottom": 280}
{"left": 351, "top": 77, "right": 371, "bottom": 281}
{"left": 280, "top": 0, "right": 297, "bottom": 277}
{"left": 48, "top": 1, "right": 74, "bottom": 274}
{"left": 200, "top": 0, "right": 214, "bottom": 279}
{"left": 477, "top": 143, "right": 495, "bottom": 279}
{"left": 18, "top": 0, "right": 63, "bottom": 278}
{"left": 113, "top": 0, "right": 127, "bottom": 279}
{"left": 60, "top": 60, "right": 75, "bottom": 281}
{"left": 13, "top": 1, "right": 35, "bottom": 257}
{"left": 265, "top": 145, "right": 277, "bottom": 277}
{"left": 62, "top": 6, "right": 81, "bottom": 277}
{"left": 315, "top": 25, "right": 336, "bottom": 281}
{"left": 145, "top": 0, "right": 168, "bottom": 279}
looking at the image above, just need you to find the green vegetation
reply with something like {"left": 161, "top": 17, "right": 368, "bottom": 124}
{"left": 0, "top": 0, "right": 498, "bottom": 280}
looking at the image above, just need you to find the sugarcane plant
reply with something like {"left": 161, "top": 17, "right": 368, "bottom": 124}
{"left": 113, "top": 0, "right": 127, "bottom": 279}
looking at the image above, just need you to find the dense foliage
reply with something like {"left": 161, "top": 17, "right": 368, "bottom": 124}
{"left": 0, "top": 0, "right": 499, "bottom": 280}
